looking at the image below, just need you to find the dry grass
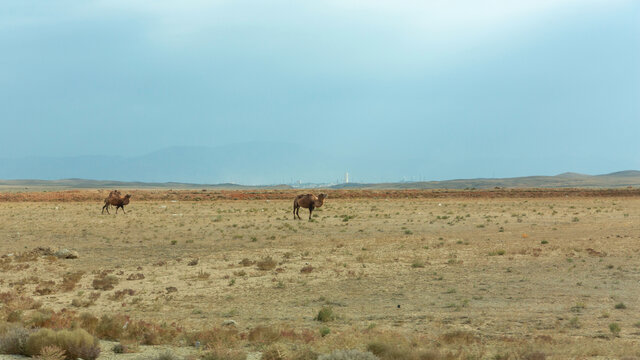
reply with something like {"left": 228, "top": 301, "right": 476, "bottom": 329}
{"left": 1, "top": 194, "right": 640, "bottom": 356}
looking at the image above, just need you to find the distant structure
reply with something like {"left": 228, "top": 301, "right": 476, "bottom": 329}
{"left": 345, "top": 172, "right": 349, "bottom": 184}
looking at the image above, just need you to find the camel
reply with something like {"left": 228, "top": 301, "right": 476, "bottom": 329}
{"left": 293, "top": 193, "right": 327, "bottom": 220}
{"left": 101, "top": 190, "right": 121, "bottom": 214}
{"left": 102, "top": 193, "right": 131, "bottom": 214}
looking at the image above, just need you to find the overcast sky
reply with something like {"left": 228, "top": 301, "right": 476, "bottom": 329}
{"left": 1, "top": 1, "right": 638, "bottom": 181}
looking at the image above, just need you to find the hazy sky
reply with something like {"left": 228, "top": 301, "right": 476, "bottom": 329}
{"left": 1, "top": 1, "right": 639, "bottom": 181}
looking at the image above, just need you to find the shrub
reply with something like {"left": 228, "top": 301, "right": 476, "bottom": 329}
{"left": 615, "top": 302, "right": 627, "bottom": 309}
{"left": 61, "top": 272, "right": 84, "bottom": 292}
{"left": 95, "top": 314, "right": 124, "bottom": 340}
{"left": 319, "top": 326, "right": 330, "bottom": 337}
{"left": 154, "top": 351, "right": 179, "bottom": 360}
{"left": 257, "top": 257, "right": 277, "bottom": 271}
{"left": 0, "top": 325, "right": 30, "bottom": 355}
{"left": 201, "top": 348, "right": 247, "bottom": 360}
{"left": 248, "top": 325, "right": 280, "bottom": 344}
{"left": 6, "top": 310, "right": 23, "bottom": 323}
{"left": 37, "top": 345, "right": 66, "bottom": 360}
{"left": 92, "top": 275, "right": 119, "bottom": 290}
{"left": 77, "top": 313, "right": 99, "bottom": 335}
{"left": 25, "top": 328, "right": 100, "bottom": 360}
{"left": 319, "top": 349, "right": 379, "bottom": 360}
{"left": 609, "top": 323, "right": 621, "bottom": 337}
{"left": 315, "top": 306, "right": 335, "bottom": 322}
{"left": 262, "top": 344, "right": 288, "bottom": 360}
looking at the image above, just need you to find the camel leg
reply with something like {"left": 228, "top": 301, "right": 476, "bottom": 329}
{"left": 293, "top": 204, "right": 297, "bottom": 220}
{"left": 308, "top": 204, "right": 314, "bottom": 220}
{"left": 102, "top": 204, "right": 109, "bottom": 215}
{"left": 121, "top": 206, "right": 126, "bottom": 214}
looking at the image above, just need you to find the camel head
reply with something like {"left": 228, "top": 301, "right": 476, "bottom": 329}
{"left": 124, "top": 194, "right": 132, "bottom": 199}
{"left": 318, "top": 193, "right": 327, "bottom": 200}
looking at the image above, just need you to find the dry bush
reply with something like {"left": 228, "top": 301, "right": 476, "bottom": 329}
{"left": 25, "top": 328, "right": 100, "bottom": 360}
{"left": 95, "top": 314, "right": 125, "bottom": 340}
{"left": 60, "top": 272, "right": 84, "bottom": 292}
{"left": 123, "top": 320, "right": 181, "bottom": 345}
{"left": 70, "top": 292, "right": 100, "bottom": 308}
{"left": 35, "top": 280, "right": 57, "bottom": 296}
{"left": 248, "top": 325, "right": 281, "bottom": 344}
{"left": 0, "top": 324, "right": 30, "bottom": 355}
{"left": 6, "top": 310, "right": 23, "bottom": 323}
{"left": 126, "top": 273, "right": 145, "bottom": 280}
{"left": 111, "top": 289, "right": 135, "bottom": 301}
{"left": 112, "top": 340, "right": 138, "bottom": 354}
{"left": 201, "top": 348, "right": 247, "bottom": 360}
{"left": 76, "top": 313, "right": 99, "bottom": 335}
{"left": 92, "top": 275, "right": 119, "bottom": 290}
{"left": 185, "top": 327, "right": 240, "bottom": 349}
{"left": 153, "top": 351, "right": 179, "bottom": 360}
{"left": 0, "top": 292, "right": 42, "bottom": 313}
{"left": 300, "top": 265, "right": 314, "bottom": 273}
{"left": 28, "top": 310, "right": 75, "bottom": 330}
{"left": 439, "top": 330, "right": 479, "bottom": 345}
{"left": 197, "top": 270, "right": 211, "bottom": 280}
{"left": 239, "top": 258, "right": 255, "bottom": 266}
{"left": 256, "top": 256, "right": 277, "bottom": 271}
{"left": 36, "top": 345, "right": 66, "bottom": 360}
{"left": 262, "top": 343, "right": 288, "bottom": 360}
{"left": 318, "top": 349, "right": 379, "bottom": 360}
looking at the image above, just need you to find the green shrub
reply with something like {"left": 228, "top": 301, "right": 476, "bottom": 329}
{"left": 609, "top": 323, "right": 621, "bottom": 337}
{"left": 315, "top": 306, "right": 335, "bottom": 322}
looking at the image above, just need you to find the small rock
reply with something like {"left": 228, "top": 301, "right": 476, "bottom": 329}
{"left": 55, "top": 249, "right": 78, "bottom": 259}
{"left": 222, "top": 320, "right": 237, "bottom": 327}
{"left": 166, "top": 286, "right": 178, "bottom": 293}
{"left": 187, "top": 258, "right": 199, "bottom": 266}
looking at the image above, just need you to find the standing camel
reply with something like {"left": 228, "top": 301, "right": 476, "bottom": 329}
{"left": 102, "top": 193, "right": 131, "bottom": 214}
{"left": 293, "top": 193, "right": 327, "bottom": 220}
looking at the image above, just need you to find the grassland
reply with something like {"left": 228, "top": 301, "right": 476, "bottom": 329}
{"left": 1, "top": 190, "right": 640, "bottom": 359}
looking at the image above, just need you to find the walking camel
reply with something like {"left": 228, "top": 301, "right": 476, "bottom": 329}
{"left": 102, "top": 191, "right": 131, "bottom": 214}
{"left": 293, "top": 193, "right": 327, "bottom": 220}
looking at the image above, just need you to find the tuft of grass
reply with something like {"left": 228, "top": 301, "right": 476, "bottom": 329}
{"left": 319, "top": 326, "right": 330, "bottom": 337}
{"left": 615, "top": 302, "right": 627, "bottom": 309}
{"left": 609, "top": 323, "right": 621, "bottom": 337}
{"left": 411, "top": 259, "right": 425, "bottom": 268}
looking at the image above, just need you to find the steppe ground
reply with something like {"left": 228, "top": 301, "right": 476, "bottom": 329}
{"left": 1, "top": 191, "right": 640, "bottom": 358}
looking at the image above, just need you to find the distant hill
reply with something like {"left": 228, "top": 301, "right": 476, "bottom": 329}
{"left": 1, "top": 171, "right": 639, "bottom": 192}
{"left": 330, "top": 171, "right": 640, "bottom": 189}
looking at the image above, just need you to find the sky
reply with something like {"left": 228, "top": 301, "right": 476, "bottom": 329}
{"left": 1, "top": 0, "right": 639, "bottom": 183}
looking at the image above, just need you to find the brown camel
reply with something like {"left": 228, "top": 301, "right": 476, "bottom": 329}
{"left": 102, "top": 193, "right": 131, "bottom": 214}
{"left": 101, "top": 190, "right": 121, "bottom": 214}
{"left": 293, "top": 193, "right": 327, "bottom": 220}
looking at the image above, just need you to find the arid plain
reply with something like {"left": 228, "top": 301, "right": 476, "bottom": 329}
{"left": 1, "top": 189, "right": 640, "bottom": 359}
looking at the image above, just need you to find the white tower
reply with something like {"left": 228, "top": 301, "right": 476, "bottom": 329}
{"left": 345, "top": 172, "right": 349, "bottom": 184}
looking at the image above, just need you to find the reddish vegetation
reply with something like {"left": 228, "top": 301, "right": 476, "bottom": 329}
{"left": 0, "top": 188, "right": 639, "bottom": 202}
